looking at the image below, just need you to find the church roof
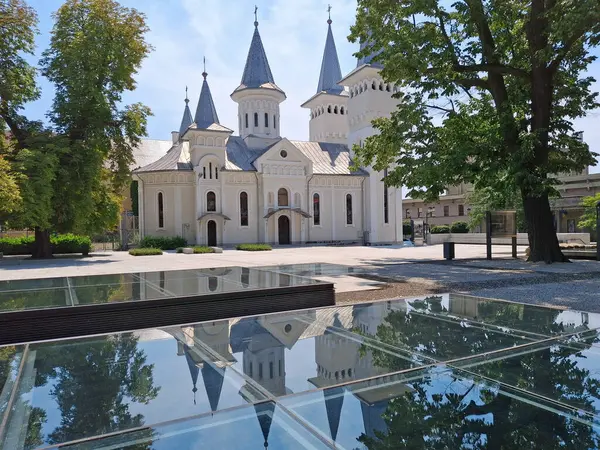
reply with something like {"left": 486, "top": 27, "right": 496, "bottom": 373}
{"left": 233, "top": 22, "right": 284, "bottom": 95}
{"left": 133, "top": 141, "right": 191, "bottom": 172}
{"left": 194, "top": 73, "right": 221, "bottom": 129}
{"left": 316, "top": 20, "right": 343, "bottom": 95}
{"left": 179, "top": 97, "right": 193, "bottom": 136}
{"left": 130, "top": 139, "right": 173, "bottom": 171}
{"left": 135, "top": 138, "right": 366, "bottom": 176}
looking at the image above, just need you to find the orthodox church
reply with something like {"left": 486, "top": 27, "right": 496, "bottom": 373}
{"left": 133, "top": 13, "right": 402, "bottom": 246}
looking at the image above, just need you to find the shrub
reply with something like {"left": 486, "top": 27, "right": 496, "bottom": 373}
{"left": 193, "top": 246, "right": 214, "bottom": 254}
{"left": 430, "top": 225, "right": 450, "bottom": 234}
{"left": 129, "top": 248, "right": 163, "bottom": 256}
{"left": 176, "top": 247, "right": 184, "bottom": 253}
{"left": 403, "top": 221, "right": 412, "bottom": 236}
{"left": 139, "top": 236, "right": 186, "bottom": 250}
{"left": 236, "top": 243, "right": 272, "bottom": 251}
{"left": 450, "top": 221, "right": 470, "bottom": 233}
{"left": 0, "top": 234, "right": 91, "bottom": 256}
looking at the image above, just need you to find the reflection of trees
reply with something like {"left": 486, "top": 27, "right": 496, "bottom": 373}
{"left": 360, "top": 297, "right": 600, "bottom": 449}
{"left": 31, "top": 335, "right": 160, "bottom": 448}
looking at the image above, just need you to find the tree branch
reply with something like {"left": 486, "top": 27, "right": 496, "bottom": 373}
{"left": 454, "top": 63, "right": 529, "bottom": 78}
{"left": 548, "top": 14, "right": 599, "bottom": 74}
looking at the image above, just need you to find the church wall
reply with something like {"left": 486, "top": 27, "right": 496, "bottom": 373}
{"left": 221, "top": 172, "right": 259, "bottom": 245}
{"left": 140, "top": 172, "right": 196, "bottom": 244}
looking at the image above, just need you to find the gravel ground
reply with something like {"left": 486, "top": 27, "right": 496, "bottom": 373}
{"left": 334, "top": 260, "right": 600, "bottom": 311}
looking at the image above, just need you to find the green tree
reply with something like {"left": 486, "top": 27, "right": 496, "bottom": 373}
{"left": 31, "top": 335, "right": 159, "bottom": 448}
{"left": 359, "top": 297, "right": 600, "bottom": 449}
{"left": 466, "top": 186, "right": 527, "bottom": 232}
{"left": 577, "top": 193, "right": 600, "bottom": 231}
{"left": 350, "top": 0, "right": 600, "bottom": 262}
{"left": 0, "top": 0, "right": 152, "bottom": 258}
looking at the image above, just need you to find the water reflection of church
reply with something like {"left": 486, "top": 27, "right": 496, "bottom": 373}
{"left": 170, "top": 301, "right": 404, "bottom": 446}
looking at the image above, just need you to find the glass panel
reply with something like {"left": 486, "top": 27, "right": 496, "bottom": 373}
{"left": 281, "top": 366, "right": 600, "bottom": 449}
{"left": 406, "top": 293, "right": 599, "bottom": 338}
{"left": 0, "top": 277, "right": 67, "bottom": 293}
{"left": 0, "top": 288, "right": 71, "bottom": 312}
{"left": 0, "top": 330, "right": 266, "bottom": 449}
{"left": 69, "top": 401, "right": 330, "bottom": 449}
{"left": 72, "top": 282, "right": 167, "bottom": 304}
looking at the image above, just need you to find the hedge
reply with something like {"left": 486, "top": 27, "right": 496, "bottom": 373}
{"left": 450, "top": 221, "right": 469, "bottom": 233}
{"left": 430, "top": 225, "right": 450, "bottom": 234}
{"left": 236, "top": 243, "right": 272, "bottom": 251}
{"left": 0, "top": 234, "right": 91, "bottom": 256}
{"left": 403, "top": 221, "right": 412, "bottom": 236}
{"left": 139, "top": 236, "right": 186, "bottom": 250}
{"left": 129, "top": 248, "right": 163, "bottom": 256}
{"left": 193, "top": 246, "right": 214, "bottom": 254}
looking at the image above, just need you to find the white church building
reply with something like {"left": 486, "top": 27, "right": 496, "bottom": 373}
{"left": 133, "top": 15, "right": 402, "bottom": 247}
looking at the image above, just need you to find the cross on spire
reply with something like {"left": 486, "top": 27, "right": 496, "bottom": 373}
{"left": 185, "top": 85, "right": 189, "bottom": 103}
{"left": 254, "top": 5, "right": 258, "bottom": 26}
{"left": 327, "top": 4, "right": 332, "bottom": 23}
{"left": 202, "top": 56, "right": 207, "bottom": 79}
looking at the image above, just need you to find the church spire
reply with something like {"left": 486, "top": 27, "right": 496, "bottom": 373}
{"left": 239, "top": 7, "right": 277, "bottom": 89}
{"left": 178, "top": 86, "right": 193, "bottom": 136}
{"left": 316, "top": 5, "right": 343, "bottom": 95}
{"left": 194, "top": 59, "right": 221, "bottom": 129}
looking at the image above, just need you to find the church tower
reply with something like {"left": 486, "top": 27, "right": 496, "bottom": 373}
{"left": 231, "top": 9, "right": 286, "bottom": 144}
{"left": 300, "top": 9, "right": 348, "bottom": 144}
{"left": 338, "top": 39, "right": 402, "bottom": 244}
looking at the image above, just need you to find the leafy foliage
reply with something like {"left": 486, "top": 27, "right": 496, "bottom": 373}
{"left": 578, "top": 193, "right": 600, "bottom": 230}
{"left": 430, "top": 225, "right": 450, "bottom": 234}
{"left": 236, "top": 243, "right": 272, "bottom": 251}
{"left": 350, "top": 0, "right": 600, "bottom": 262}
{"left": 193, "top": 246, "right": 214, "bottom": 254}
{"left": 0, "top": 0, "right": 152, "bottom": 257}
{"left": 402, "top": 220, "right": 412, "bottom": 237}
{"left": 0, "top": 233, "right": 91, "bottom": 255}
{"left": 450, "top": 221, "right": 469, "bottom": 233}
{"left": 129, "top": 247, "right": 162, "bottom": 256}
{"left": 139, "top": 236, "right": 186, "bottom": 250}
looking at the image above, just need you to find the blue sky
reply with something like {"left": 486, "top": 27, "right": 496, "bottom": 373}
{"left": 21, "top": 0, "right": 600, "bottom": 173}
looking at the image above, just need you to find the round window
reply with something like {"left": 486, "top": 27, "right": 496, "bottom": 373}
{"left": 280, "top": 150, "right": 287, "bottom": 158}
{"left": 284, "top": 324, "right": 292, "bottom": 333}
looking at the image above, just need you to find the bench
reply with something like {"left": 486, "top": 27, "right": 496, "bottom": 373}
{"left": 443, "top": 235, "right": 519, "bottom": 260}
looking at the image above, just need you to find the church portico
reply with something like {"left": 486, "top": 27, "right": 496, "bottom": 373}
{"left": 133, "top": 9, "right": 403, "bottom": 247}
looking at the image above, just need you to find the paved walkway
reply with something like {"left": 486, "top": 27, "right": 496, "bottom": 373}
{"left": 2, "top": 244, "right": 599, "bottom": 312}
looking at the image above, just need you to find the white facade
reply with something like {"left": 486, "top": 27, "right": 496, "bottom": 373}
{"left": 134, "top": 19, "right": 402, "bottom": 247}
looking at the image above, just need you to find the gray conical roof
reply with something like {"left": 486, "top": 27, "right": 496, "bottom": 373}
{"left": 194, "top": 73, "right": 220, "bottom": 129}
{"left": 356, "top": 39, "right": 383, "bottom": 68}
{"left": 240, "top": 23, "right": 276, "bottom": 88}
{"left": 183, "top": 346, "right": 200, "bottom": 405}
{"left": 179, "top": 96, "right": 193, "bottom": 136}
{"left": 201, "top": 363, "right": 225, "bottom": 412}
{"left": 324, "top": 386, "right": 345, "bottom": 442}
{"left": 317, "top": 21, "right": 343, "bottom": 95}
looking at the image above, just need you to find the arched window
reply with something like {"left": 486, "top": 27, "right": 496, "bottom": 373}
{"left": 327, "top": 105, "right": 332, "bottom": 113}
{"left": 245, "top": 113, "right": 248, "bottom": 128}
{"left": 372, "top": 81, "right": 376, "bottom": 90}
{"left": 278, "top": 188, "right": 288, "bottom": 207}
{"left": 202, "top": 166, "right": 206, "bottom": 179}
{"left": 313, "top": 193, "right": 320, "bottom": 226}
{"left": 273, "top": 115, "right": 277, "bottom": 128}
{"left": 158, "top": 192, "right": 164, "bottom": 228}
{"left": 209, "top": 162, "right": 213, "bottom": 179}
{"left": 346, "top": 194, "right": 353, "bottom": 225}
{"left": 215, "top": 166, "right": 218, "bottom": 179}
{"left": 254, "top": 112, "right": 258, "bottom": 127}
{"left": 208, "top": 276, "right": 218, "bottom": 292}
{"left": 264, "top": 112, "right": 269, "bottom": 127}
{"left": 207, "top": 191, "right": 216, "bottom": 212}
{"left": 386, "top": 84, "right": 391, "bottom": 92}
{"left": 241, "top": 267, "right": 250, "bottom": 288}
{"left": 340, "top": 106, "right": 345, "bottom": 115}
{"left": 334, "top": 106, "right": 338, "bottom": 114}
{"left": 383, "top": 168, "right": 389, "bottom": 224}
{"left": 240, "top": 191, "right": 249, "bottom": 226}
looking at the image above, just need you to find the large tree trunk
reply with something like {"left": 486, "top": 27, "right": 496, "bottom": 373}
{"left": 33, "top": 228, "right": 53, "bottom": 259}
{"left": 522, "top": 192, "right": 568, "bottom": 263}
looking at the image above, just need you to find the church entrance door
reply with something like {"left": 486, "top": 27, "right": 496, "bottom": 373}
{"left": 207, "top": 220, "right": 217, "bottom": 246}
{"left": 278, "top": 216, "right": 290, "bottom": 245}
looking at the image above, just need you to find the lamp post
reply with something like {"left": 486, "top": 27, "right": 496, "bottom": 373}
{"left": 596, "top": 201, "right": 600, "bottom": 261}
